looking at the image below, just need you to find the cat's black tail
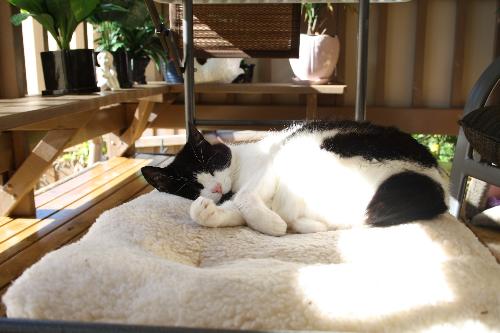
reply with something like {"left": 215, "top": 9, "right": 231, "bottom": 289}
{"left": 365, "top": 171, "right": 447, "bottom": 227}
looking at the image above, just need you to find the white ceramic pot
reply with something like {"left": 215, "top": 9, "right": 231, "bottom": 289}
{"left": 289, "top": 33, "right": 340, "bottom": 84}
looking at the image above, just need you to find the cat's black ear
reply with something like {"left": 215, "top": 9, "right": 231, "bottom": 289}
{"left": 188, "top": 126, "right": 207, "bottom": 144}
{"left": 141, "top": 166, "right": 169, "bottom": 191}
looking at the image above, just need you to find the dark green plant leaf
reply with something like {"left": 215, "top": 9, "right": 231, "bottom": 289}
{"left": 31, "top": 13, "right": 60, "bottom": 47}
{"left": 45, "top": 0, "right": 72, "bottom": 48}
{"left": 118, "top": 0, "right": 148, "bottom": 28}
{"left": 70, "top": 0, "right": 99, "bottom": 22}
{"left": 8, "top": 0, "right": 46, "bottom": 14}
{"left": 89, "top": 0, "right": 147, "bottom": 27}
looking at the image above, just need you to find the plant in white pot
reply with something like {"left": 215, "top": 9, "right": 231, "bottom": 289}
{"left": 289, "top": 3, "right": 340, "bottom": 84}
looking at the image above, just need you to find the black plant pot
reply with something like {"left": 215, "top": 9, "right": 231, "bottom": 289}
{"left": 41, "top": 49, "right": 99, "bottom": 95}
{"left": 112, "top": 49, "right": 133, "bottom": 89}
{"left": 131, "top": 56, "right": 150, "bottom": 84}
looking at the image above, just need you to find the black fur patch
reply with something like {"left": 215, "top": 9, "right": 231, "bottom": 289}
{"left": 287, "top": 120, "right": 437, "bottom": 167}
{"left": 319, "top": 121, "right": 437, "bottom": 167}
{"left": 366, "top": 172, "right": 447, "bottom": 226}
{"left": 141, "top": 127, "right": 232, "bottom": 200}
{"left": 291, "top": 120, "right": 359, "bottom": 134}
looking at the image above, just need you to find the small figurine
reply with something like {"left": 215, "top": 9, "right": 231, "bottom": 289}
{"left": 96, "top": 51, "right": 120, "bottom": 91}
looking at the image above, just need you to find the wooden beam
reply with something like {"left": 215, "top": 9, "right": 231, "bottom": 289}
{"left": 105, "top": 100, "right": 156, "bottom": 157}
{"left": 166, "top": 83, "right": 346, "bottom": 95}
{"left": 0, "top": 107, "right": 97, "bottom": 216}
{"left": 306, "top": 94, "right": 318, "bottom": 120}
{"left": 412, "top": 0, "right": 428, "bottom": 107}
{"left": 0, "top": 129, "right": 78, "bottom": 216}
{"left": 42, "top": 28, "right": 49, "bottom": 52}
{"left": 33, "top": 22, "right": 47, "bottom": 92}
{"left": 0, "top": 132, "right": 13, "bottom": 175}
{"left": 13, "top": 109, "right": 102, "bottom": 131}
{"left": 0, "top": 3, "right": 27, "bottom": 98}
{"left": 450, "top": 0, "right": 466, "bottom": 108}
{"left": 333, "top": 4, "right": 347, "bottom": 106}
{"left": 83, "top": 22, "right": 89, "bottom": 49}
{"left": 151, "top": 103, "right": 462, "bottom": 135}
{"left": 374, "top": 5, "right": 388, "bottom": 106}
{"left": 10, "top": 132, "right": 36, "bottom": 217}
{"left": 75, "top": 23, "right": 86, "bottom": 49}
{"left": 12, "top": 104, "right": 127, "bottom": 150}
{"left": 65, "top": 105, "right": 128, "bottom": 147}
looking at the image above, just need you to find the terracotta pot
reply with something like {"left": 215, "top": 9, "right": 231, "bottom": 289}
{"left": 289, "top": 33, "right": 340, "bottom": 84}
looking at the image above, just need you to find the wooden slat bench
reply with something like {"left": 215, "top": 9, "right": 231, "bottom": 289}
{"left": 0, "top": 154, "right": 172, "bottom": 316}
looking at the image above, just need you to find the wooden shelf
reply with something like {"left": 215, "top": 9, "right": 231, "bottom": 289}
{"left": 165, "top": 82, "right": 346, "bottom": 95}
{"left": 0, "top": 84, "right": 170, "bottom": 131}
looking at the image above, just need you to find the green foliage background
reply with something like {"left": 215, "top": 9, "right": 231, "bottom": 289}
{"left": 413, "top": 134, "right": 457, "bottom": 173}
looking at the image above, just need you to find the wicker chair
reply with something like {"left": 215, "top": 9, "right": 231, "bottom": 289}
{"left": 449, "top": 57, "right": 500, "bottom": 218}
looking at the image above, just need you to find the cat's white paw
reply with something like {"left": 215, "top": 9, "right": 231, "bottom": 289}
{"left": 245, "top": 210, "right": 287, "bottom": 236}
{"left": 190, "top": 197, "right": 219, "bottom": 227}
{"left": 292, "top": 217, "right": 328, "bottom": 234}
{"left": 260, "top": 214, "right": 288, "bottom": 236}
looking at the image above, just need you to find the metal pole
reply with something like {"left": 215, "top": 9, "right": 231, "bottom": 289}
{"left": 183, "top": 0, "right": 195, "bottom": 136}
{"left": 144, "top": 0, "right": 183, "bottom": 77}
{"left": 355, "top": 0, "right": 370, "bottom": 121}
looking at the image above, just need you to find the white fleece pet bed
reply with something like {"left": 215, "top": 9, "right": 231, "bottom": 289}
{"left": 4, "top": 191, "right": 500, "bottom": 332}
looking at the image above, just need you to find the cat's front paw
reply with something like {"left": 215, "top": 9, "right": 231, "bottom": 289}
{"left": 190, "top": 197, "right": 219, "bottom": 227}
{"left": 261, "top": 214, "right": 288, "bottom": 236}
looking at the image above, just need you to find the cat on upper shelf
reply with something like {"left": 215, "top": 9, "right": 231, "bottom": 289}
{"left": 142, "top": 121, "right": 449, "bottom": 236}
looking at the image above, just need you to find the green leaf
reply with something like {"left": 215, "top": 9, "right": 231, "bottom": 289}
{"left": 70, "top": 0, "right": 99, "bottom": 22}
{"left": 45, "top": 0, "right": 69, "bottom": 31}
{"left": 8, "top": 0, "right": 46, "bottom": 14}
{"left": 10, "top": 12, "right": 30, "bottom": 25}
{"left": 31, "top": 13, "right": 59, "bottom": 43}
{"left": 45, "top": 0, "right": 71, "bottom": 49}
{"left": 118, "top": 0, "right": 148, "bottom": 28}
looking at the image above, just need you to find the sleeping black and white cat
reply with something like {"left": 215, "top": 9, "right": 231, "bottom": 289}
{"left": 142, "top": 121, "right": 448, "bottom": 236}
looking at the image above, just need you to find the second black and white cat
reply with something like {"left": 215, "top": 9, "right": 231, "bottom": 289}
{"left": 142, "top": 121, "right": 448, "bottom": 236}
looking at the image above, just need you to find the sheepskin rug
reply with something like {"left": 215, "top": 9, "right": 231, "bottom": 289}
{"left": 4, "top": 191, "right": 500, "bottom": 332}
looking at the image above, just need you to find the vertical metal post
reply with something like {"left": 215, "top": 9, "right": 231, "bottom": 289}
{"left": 144, "top": 0, "right": 183, "bottom": 77}
{"left": 355, "top": 0, "right": 370, "bottom": 121}
{"left": 183, "top": 0, "right": 195, "bottom": 137}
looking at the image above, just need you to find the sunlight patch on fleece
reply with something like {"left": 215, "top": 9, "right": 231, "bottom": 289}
{"left": 335, "top": 222, "right": 450, "bottom": 263}
{"left": 296, "top": 261, "right": 455, "bottom": 320}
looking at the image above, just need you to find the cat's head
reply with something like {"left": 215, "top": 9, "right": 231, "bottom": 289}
{"left": 141, "top": 127, "right": 232, "bottom": 203}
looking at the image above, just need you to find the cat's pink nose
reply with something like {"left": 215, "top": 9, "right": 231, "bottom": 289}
{"left": 212, "top": 183, "right": 222, "bottom": 194}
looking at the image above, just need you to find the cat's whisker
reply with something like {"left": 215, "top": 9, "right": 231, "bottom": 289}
{"left": 189, "top": 142, "right": 204, "bottom": 164}
{"left": 199, "top": 145, "right": 205, "bottom": 163}
{"left": 174, "top": 182, "right": 188, "bottom": 195}
{"left": 206, "top": 152, "right": 220, "bottom": 164}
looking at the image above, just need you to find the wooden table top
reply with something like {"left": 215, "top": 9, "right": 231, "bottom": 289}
{"left": 0, "top": 83, "right": 346, "bottom": 132}
{"left": 0, "top": 84, "right": 171, "bottom": 132}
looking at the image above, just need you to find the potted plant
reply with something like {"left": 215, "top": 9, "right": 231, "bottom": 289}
{"left": 9, "top": 0, "right": 100, "bottom": 95}
{"left": 91, "top": 0, "right": 168, "bottom": 84}
{"left": 289, "top": 3, "right": 340, "bottom": 84}
{"left": 119, "top": 17, "right": 167, "bottom": 84}
{"left": 89, "top": 0, "right": 148, "bottom": 88}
